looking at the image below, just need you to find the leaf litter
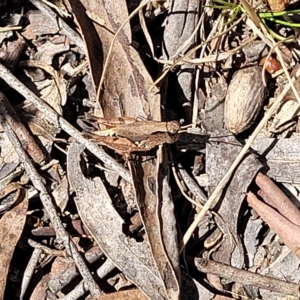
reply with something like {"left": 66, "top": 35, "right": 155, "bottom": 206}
{"left": 1, "top": 0, "right": 300, "bottom": 299}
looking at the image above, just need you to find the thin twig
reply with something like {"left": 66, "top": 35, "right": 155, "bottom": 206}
{"left": 0, "top": 114, "right": 103, "bottom": 298}
{"left": 20, "top": 248, "right": 42, "bottom": 300}
{"left": 61, "top": 259, "right": 116, "bottom": 300}
{"left": 0, "top": 92, "right": 46, "bottom": 164}
{"left": 195, "top": 258, "right": 300, "bottom": 297}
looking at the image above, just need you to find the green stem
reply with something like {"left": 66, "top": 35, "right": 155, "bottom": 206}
{"left": 261, "top": 18, "right": 286, "bottom": 40}
{"left": 206, "top": 5, "right": 235, "bottom": 9}
{"left": 224, "top": 7, "right": 241, "bottom": 25}
{"left": 213, "top": 0, "right": 237, "bottom": 7}
{"left": 264, "top": 17, "right": 300, "bottom": 28}
{"left": 259, "top": 9, "right": 300, "bottom": 18}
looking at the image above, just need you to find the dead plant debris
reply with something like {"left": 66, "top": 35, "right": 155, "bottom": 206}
{"left": 1, "top": 0, "right": 300, "bottom": 299}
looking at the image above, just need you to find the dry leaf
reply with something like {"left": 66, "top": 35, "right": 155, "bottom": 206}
{"left": 0, "top": 187, "right": 28, "bottom": 300}
{"left": 67, "top": 142, "right": 168, "bottom": 299}
{"left": 0, "top": 183, "right": 26, "bottom": 213}
{"left": 20, "top": 60, "right": 67, "bottom": 114}
{"left": 94, "top": 289, "right": 148, "bottom": 300}
{"left": 271, "top": 100, "right": 300, "bottom": 132}
{"left": 206, "top": 131, "right": 263, "bottom": 268}
{"left": 29, "top": 274, "right": 50, "bottom": 300}
{"left": 22, "top": 9, "right": 60, "bottom": 39}
{"left": 129, "top": 158, "right": 180, "bottom": 299}
{"left": 66, "top": 0, "right": 160, "bottom": 119}
{"left": 51, "top": 176, "right": 69, "bottom": 212}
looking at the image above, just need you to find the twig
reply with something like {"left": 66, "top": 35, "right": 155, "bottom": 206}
{"left": 28, "top": 239, "right": 66, "bottom": 257}
{"left": 195, "top": 258, "right": 300, "bottom": 297}
{"left": 255, "top": 172, "right": 300, "bottom": 227}
{"left": 41, "top": 246, "right": 104, "bottom": 296}
{"left": 0, "top": 63, "right": 131, "bottom": 182}
{"left": 247, "top": 191, "right": 300, "bottom": 258}
{"left": 0, "top": 92, "right": 46, "bottom": 164}
{"left": 179, "top": 66, "right": 300, "bottom": 253}
{"left": 20, "top": 248, "right": 42, "bottom": 300}
{"left": 61, "top": 259, "right": 116, "bottom": 300}
{"left": 0, "top": 114, "right": 102, "bottom": 298}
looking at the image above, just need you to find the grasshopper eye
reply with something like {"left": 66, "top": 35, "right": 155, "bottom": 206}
{"left": 167, "top": 121, "right": 180, "bottom": 134}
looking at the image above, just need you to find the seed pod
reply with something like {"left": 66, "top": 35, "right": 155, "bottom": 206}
{"left": 224, "top": 65, "right": 265, "bottom": 134}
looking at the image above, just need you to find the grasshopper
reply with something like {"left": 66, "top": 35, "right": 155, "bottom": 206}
{"left": 82, "top": 116, "right": 181, "bottom": 155}
{"left": 87, "top": 116, "right": 181, "bottom": 142}
{"left": 85, "top": 131, "right": 180, "bottom": 155}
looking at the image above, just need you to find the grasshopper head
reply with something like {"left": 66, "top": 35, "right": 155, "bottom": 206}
{"left": 167, "top": 121, "right": 181, "bottom": 134}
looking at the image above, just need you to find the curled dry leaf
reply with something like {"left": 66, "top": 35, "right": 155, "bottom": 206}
{"left": 0, "top": 182, "right": 26, "bottom": 213}
{"left": 0, "top": 186, "right": 28, "bottom": 300}
{"left": 224, "top": 65, "right": 265, "bottom": 134}
{"left": 19, "top": 60, "right": 67, "bottom": 115}
{"left": 33, "top": 41, "right": 70, "bottom": 65}
{"left": 51, "top": 176, "right": 69, "bottom": 212}
{"left": 270, "top": 99, "right": 300, "bottom": 132}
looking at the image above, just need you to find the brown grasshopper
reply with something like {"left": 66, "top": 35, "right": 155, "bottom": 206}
{"left": 82, "top": 116, "right": 181, "bottom": 155}
{"left": 91, "top": 116, "right": 181, "bottom": 142}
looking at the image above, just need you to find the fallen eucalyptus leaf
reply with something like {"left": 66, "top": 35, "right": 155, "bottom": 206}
{"left": 129, "top": 156, "right": 180, "bottom": 299}
{"left": 67, "top": 142, "right": 168, "bottom": 300}
{"left": 66, "top": 0, "right": 160, "bottom": 118}
{"left": 0, "top": 186, "right": 28, "bottom": 300}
